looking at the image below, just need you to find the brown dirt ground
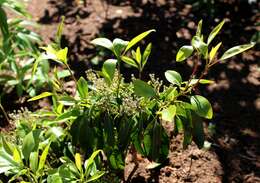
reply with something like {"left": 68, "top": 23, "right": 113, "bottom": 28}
{"left": 4, "top": 0, "right": 260, "bottom": 182}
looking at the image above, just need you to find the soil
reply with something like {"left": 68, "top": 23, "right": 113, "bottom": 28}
{"left": 3, "top": 0, "right": 260, "bottom": 182}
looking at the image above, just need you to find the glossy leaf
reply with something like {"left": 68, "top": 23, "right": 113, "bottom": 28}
{"left": 133, "top": 79, "right": 156, "bottom": 98}
{"left": 124, "top": 29, "right": 155, "bottom": 53}
{"left": 102, "top": 59, "right": 117, "bottom": 84}
{"left": 12, "top": 147, "right": 22, "bottom": 164}
{"left": 165, "top": 70, "right": 182, "bottom": 86}
{"left": 161, "top": 105, "right": 176, "bottom": 122}
{"left": 207, "top": 20, "right": 225, "bottom": 45}
{"left": 135, "top": 47, "right": 142, "bottom": 64}
{"left": 192, "top": 36, "right": 208, "bottom": 57}
{"left": 86, "top": 171, "right": 105, "bottom": 182}
{"left": 190, "top": 95, "right": 213, "bottom": 119}
{"left": 85, "top": 150, "right": 102, "bottom": 177}
{"left": 220, "top": 43, "right": 255, "bottom": 61}
{"left": 91, "top": 38, "right": 113, "bottom": 51}
{"left": 56, "top": 47, "right": 68, "bottom": 64}
{"left": 121, "top": 56, "right": 138, "bottom": 68}
{"left": 28, "top": 92, "right": 53, "bottom": 102}
{"left": 142, "top": 43, "right": 152, "bottom": 67}
{"left": 75, "top": 153, "right": 82, "bottom": 173}
{"left": 113, "top": 38, "right": 128, "bottom": 57}
{"left": 176, "top": 45, "right": 194, "bottom": 62}
{"left": 209, "top": 42, "right": 222, "bottom": 61}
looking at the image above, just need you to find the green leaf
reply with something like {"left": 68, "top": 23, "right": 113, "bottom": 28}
{"left": 124, "top": 29, "right": 155, "bottom": 53}
{"left": 165, "top": 70, "right": 182, "bottom": 86}
{"left": 75, "top": 153, "right": 82, "bottom": 173}
{"left": 29, "top": 151, "right": 38, "bottom": 173}
{"left": 191, "top": 112, "right": 205, "bottom": 148}
{"left": 190, "top": 95, "right": 213, "bottom": 119}
{"left": 207, "top": 20, "right": 225, "bottom": 45}
{"left": 209, "top": 42, "right": 222, "bottom": 61}
{"left": 176, "top": 45, "right": 194, "bottom": 62}
{"left": 113, "top": 38, "right": 128, "bottom": 57}
{"left": 56, "top": 47, "right": 68, "bottom": 64}
{"left": 161, "top": 105, "right": 176, "bottom": 122}
{"left": 28, "top": 92, "right": 53, "bottom": 102}
{"left": 142, "top": 43, "right": 152, "bottom": 68}
{"left": 133, "top": 79, "right": 156, "bottom": 98}
{"left": 86, "top": 171, "right": 105, "bottom": 182}
{"left": 0, "top": 148, "right": 20, "bottom": 174}
{"left": 58, "top": 96, "right": 76, "bottom": 106}
{"left": 91, "top": 38, "right": 113, "bottom": 51}
{"left": 77, "top": 77, "right": 88, "bottom": 99}
{"left": 13, "top": 146, "right": 22, "bottom": 164}
{"left": 22, "top": 130, "right": 41, "bottom": 161}
{"left": 121, "top": 56, "right": 138, "bottom": 68}
{"left": 220, "top": 43, "right": 255, "bottom": 61}
{"left": 196, "top": 20, "right": 203, "bottom": 37}
{"left": 55, "top": 16, "right": 65, "bottom": 46}
{"left": 187, "top": 79, "right": 214, "bottom": 86}
{"left": 102, "top": 59, "right": 117, "bottom": 85}
{"left": 85, "top": 150, "right": 102, "bottom": 177}
{"left": 38, "top": 143, "right": 51, "bottom": 172}
{"left": 192, "top": 36, "right": 208, "bottom": 57}
{"left": 135, "top": 47, "right": 142, "bottom": 64}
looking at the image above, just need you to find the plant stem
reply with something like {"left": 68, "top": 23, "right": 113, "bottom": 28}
{"left": 0, "top": 102, "right": 10, "bottom": 125}
{"left": 65, "top": 63, "right": 77, "bottom": 84}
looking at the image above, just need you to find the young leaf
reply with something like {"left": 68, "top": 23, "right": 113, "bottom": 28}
{"left": 38, "top": 143, "right": 51, "bottom": 172}
{"left": 135, "top": 47, "right": 142, "bottom": 64}
{"left": 196, "top": 20, "right": 203, "bottom": 37}
{"left": 190, "top": 95, "right": 213, "bottom": 119}
{"left": 55, "top": 16, "right": 65, "bottom": 46}
{"left": 113, "top": 38, "right": 128, "bottom": 57}
{"left": 207, "top": 20, "right": 225, "bottom": 45}
{"left": 209, "top": 42, "right": 222, "bottom": 61}
{"left": 22, "top": 130, "right": 41, "bottom": 161}
{"left": 133, "top": 79, "right": 156, "bottom": 98}
{"left": 121, "top": 56, "right": 138, "bottom": 68}
{"left": 192, "top": 36, "right": 208, "bottom": 57}
{"left": 91, "top": 38, "right": 113, "bottom": 51}
{"left": 142, "top": 43, "right": 152, "bottom": 67}
{"left": 75, "top": 153, "right": 82, "bottom": 173}
{"left": 85, "top": 150, "right": 102, "bottom": 177}
{"left": 29, "top": 151, "right": 38, "bottom": 173}
{"left": 28, "top": 92, "right": 53, "bottom": 102}
{"left": 161, "top": 105, "right": 176, "bottom": 122}
{"left": 13, "top": 147, "right": 22, "bottom": 164}
{"left": 220, "top": 43, "right": 255, "bottom": 61}
{"left": 176, "top": 45, "right": 194, "bottom": 62}
{"left": 77, "top": 77, "right": 88, "bottom": 99}
{"left": 86, "top": 171, "right": 105, "bottom": 182}
{"left": 124, "top": 29, "right": 155, "bottom": 53}
{"left": 165, "top": 70, "right": 182, "bottom": 86}
{"left": 102, "top": 59, "right": 117, "bottom": 84}
{"left": 56, "top": 47, "right": 68, "bottom": 64}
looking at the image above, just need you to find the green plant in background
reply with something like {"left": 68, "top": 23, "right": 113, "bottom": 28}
{"left": 28, "top": 18, "right": 254, "bottom": 174}
{"left": 0, "top": 18, "right": 255, "bottom": 182}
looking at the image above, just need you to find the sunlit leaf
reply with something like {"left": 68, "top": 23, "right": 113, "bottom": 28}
{"left": 113, "top": 38, "right": 128, "bottom": 57}
{"left": 192, "top": 36, "right": 208, "bottom": 57}
{"left": 29, "top": 151, "right": 38, "bottom": 173}
{"left": 176, "top": 45, "right": 193, "bottom": 62}
{"left": 207, "top": 20, "right": 225, "bottom": 45}
{"left": 135, "top": 47, "right": 142, "bottom": 64}
{"left": 38, "top": 143, "right": 51, "bottom": 172}
{"left": 209, "top": 42, "right": 222, "bottom": 61}
{"left": 161, "top": 105, "right": 176, "bottom": 122}
{"left": 165, "top": 70, "right": 182, "bottom": 86}
{"left": 77, "top": 77, "right": 88, "bottom": 99}
{"left": 124, "top": 29, "right": 155, "bottom": 53}
{"left": 196, "top": 20, "right": 203, "bottom": 37}
{"left": 91, "top": 38, "right": 113, "bottom": 51}
{"left": 28, "top": 92, "right": 53, "bottom": 102}
{"left": 142, "top": 43, "right": 152, "bottom": 68}
{"left": 190, "top": 95, "right": 213, "bottom": 119}
{"left": 220, "top": 43, "right": 255, "bottom": 61}
{"left": 75, "top": 153, "right": 82, "bottom": 173}
{"left": 121, "top": 56, "right": 138, "bottom": 68}
{"left": 102, "top": 59, "right": 117, "bottom": 85}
